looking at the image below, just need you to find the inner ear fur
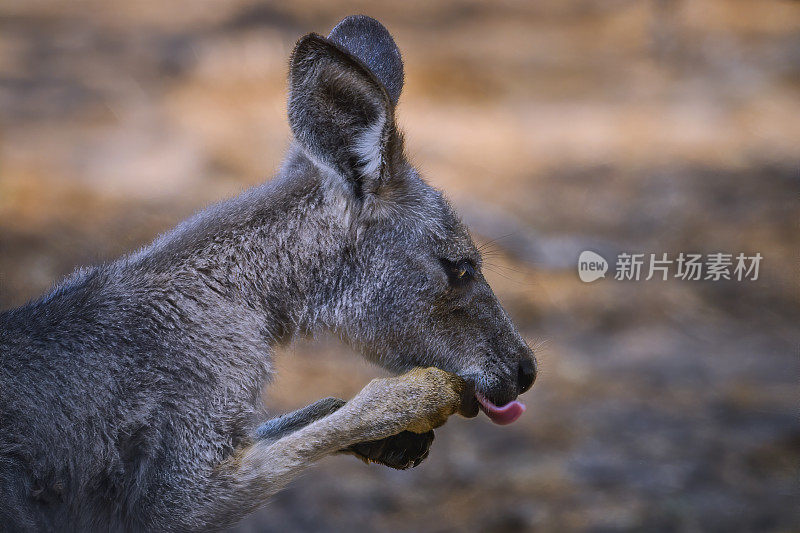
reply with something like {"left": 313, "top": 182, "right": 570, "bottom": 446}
{"left": 288, "top": 34, "right": 398, "bottom": 194}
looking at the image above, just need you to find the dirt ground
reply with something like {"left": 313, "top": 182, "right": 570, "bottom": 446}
{"left": 0, "top": 1, "right": 797, "bottom": 531}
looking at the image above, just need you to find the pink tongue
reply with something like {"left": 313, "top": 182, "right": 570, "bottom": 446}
{"left": 476, "top": 393, "right": 526, "bottom": 425}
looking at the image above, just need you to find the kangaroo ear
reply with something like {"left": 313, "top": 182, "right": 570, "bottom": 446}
{"left": 288, "top": 16, "right": 404, "bottom": 195}
{"left": 327, "top": 15, "right": 404, "bottom": 106}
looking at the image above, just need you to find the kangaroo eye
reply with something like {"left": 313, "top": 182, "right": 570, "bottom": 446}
{"left": 441, "top": 259, "right": 474, "bottom": 286}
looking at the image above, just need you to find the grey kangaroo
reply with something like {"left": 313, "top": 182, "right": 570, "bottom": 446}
{"left": 0, "top": 15, "right": 536, "bottom": 531}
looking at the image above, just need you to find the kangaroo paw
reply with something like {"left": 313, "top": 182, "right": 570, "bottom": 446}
{"left": 342, "top": 430, "right": 435, "bottom": 470}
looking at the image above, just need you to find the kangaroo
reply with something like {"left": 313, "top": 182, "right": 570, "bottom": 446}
{"left": 0, "top": 15, "right": 537, "bottom": 531}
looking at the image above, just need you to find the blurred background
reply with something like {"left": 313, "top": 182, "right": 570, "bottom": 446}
{"left": 0, "top": 1, "right": 797, "bottom": 531}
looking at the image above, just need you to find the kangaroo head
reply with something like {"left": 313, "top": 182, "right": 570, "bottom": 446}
{"left": 287, "top": 16, "right": 536, "bottom": 422}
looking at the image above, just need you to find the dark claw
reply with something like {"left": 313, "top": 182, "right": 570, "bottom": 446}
{"left": 459, "top": 378, "right": 479, "bottom": 418}
{"left": 342, "top": 430, "right": 435, "bottom": 470}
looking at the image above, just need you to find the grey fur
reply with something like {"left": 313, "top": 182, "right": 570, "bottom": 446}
{"left": 0, "top": 15, "right": 536, "bottom": 531}
{"left": 328, "top": 15, "right": 404, "bottom": 106}
{"left": 255, "top": 398, "right": 346, "bottom": 443}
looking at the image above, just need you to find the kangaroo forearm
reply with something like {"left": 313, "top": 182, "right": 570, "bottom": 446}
{"left": 250, "top": 400, "right": 394, "bottom": 468}
{"left": 202, "top": 400, "right": 377, "bottom": 527}
{"left": 240, "top": 367, "right": 469, "bottom": 485}
{"left": 255, "top": 397, "right": 346, "bottom": 443}
{"left": 207, "top": 368, "right": 465, "bottom": 526}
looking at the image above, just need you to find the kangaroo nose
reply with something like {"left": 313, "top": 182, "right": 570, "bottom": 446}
{"left": 517, "top": 357, "right": 537, "bottom": 394}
